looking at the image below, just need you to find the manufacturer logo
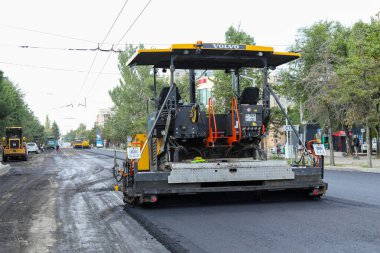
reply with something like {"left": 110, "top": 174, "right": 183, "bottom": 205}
{"left": 203, "top": 43, "right": 246, "bottom": 50}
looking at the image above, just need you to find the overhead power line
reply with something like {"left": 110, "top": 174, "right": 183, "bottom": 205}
{"left": 0, "top": 42, "right": 293, "bottom": 55}
{"left": 0, "top": 23, "right": 171, "bottom": 48}
{"left": 87, "top": 0, "right": 153, "bottom": 96}
{"left": 116, "top": 0, "right": 152, "bottom": 45}
{"left": 0, "top": 44, "right": 123, "bottom": 52}
{"left": 87, "top": 51, "right": 113, "bottom": 96}
{"left": 0, "top": 60, "right": 119, "bottom": 75}
{"left": 77, "top": 0, "right": 130, "bottom": 102}
{"left": 0, "top": 23, "right": 98, "bottom": 44}
{"left": 101, "top": 0, "right": 130, "bottom": 47}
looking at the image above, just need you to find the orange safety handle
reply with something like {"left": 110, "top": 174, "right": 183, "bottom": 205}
{"left": 228, "top": 97, "right": 242, "bottom": 145}
{"left": 207, "top": 97, "right": 218, "bottom": 146}
{"left": 129, "top": 160, "right": 135, "bottom": 177}
{"left": 307, "top": 139, "right": 320, "bottom": 166}
{"left": 233, "top": 97, "right": 242, "bottom": 141}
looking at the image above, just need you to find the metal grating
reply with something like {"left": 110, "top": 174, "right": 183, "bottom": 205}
{"left": 168, "top": 160, "right": 295, "bottom": 184}
{"left": 9, "top": 139, "right": 20, "bottom": 149}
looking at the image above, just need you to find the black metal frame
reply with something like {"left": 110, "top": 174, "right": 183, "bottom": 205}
{"left": 126, "top": 167, "right": 327, "bottom": 201}
{"left": 142, "top": 52, "right": 276, "bottom": 163}
{"left": 122, "top": 46, "right": 327, "bottom": 204}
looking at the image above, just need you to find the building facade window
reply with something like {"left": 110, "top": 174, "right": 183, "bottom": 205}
{"left": 197, "top": 88, "right": 213, "bottom": 106}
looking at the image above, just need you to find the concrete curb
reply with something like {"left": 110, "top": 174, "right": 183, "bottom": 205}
{"left": 0, "top": 163, "right": 10, "bottom": 176}
{"left": 102, "top": 148, "right": 126, "bottom": 152}
{"left": 325, "top": 166, "right": 380, "bottom": 174}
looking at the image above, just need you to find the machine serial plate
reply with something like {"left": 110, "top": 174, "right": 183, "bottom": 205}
{"left": 245, "top": 114, "right": 256, "bottom": 121}
{"left": 168, "top": 160, "right": 295, "bottom": 184}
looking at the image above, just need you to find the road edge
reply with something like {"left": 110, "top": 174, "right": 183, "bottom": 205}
{"left": 0, "top": 163, "right": 10, "bottom": 176}
{"left": 124, "top": 205, "right": 188, "bottom": 253}
{"left": 325, "top": 166, "right": 380, "bottom": 173}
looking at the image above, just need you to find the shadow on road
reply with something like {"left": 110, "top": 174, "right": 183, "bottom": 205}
{"left": 129, "top": 190, "right": 319, "bottom": 210}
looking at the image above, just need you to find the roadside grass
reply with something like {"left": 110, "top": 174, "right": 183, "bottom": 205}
{"left": 270, "top": 154, "right": 285, "bottom": 160}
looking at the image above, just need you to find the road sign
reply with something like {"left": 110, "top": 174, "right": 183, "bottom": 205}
{"left": 127, "top": 147, "right": 141, "bottom": 159}
{"left": 313, "top": 144, "right": 326, "bottom": 156}
{"left": 283, "top": 125, "right": 299, "bottom": 132}
{"left": 361, "top": 128, "right": 365, "bottom": 133}
{"left": 284, "top": 145, "right": 295, "bottom": 159}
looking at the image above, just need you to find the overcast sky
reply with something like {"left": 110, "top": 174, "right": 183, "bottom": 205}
{"left": 1, "top": 0, "right": 379, "bottom": 134}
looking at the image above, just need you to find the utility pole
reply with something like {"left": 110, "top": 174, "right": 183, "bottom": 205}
{"left": 78, "top": 97, "right": 86, "bottom": 107}
{"left": 300, "top": 101, "right": 305, "bottom": 145}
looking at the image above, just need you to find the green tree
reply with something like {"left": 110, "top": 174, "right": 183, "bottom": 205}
{"left": 0, "top": 71, "right": 25, "bottom": 130}
{"left": 0, "top": 70, "right": 44, "bottom": 143}
{"left": 225, "top": 25, "right": 255, "bottom": 45}
{"left": 64, "top": 129, "right": 76, "bottom": 142}
{"left": 108, "top": 44, "right": 166, "bottom": 140}
{"left": 51, "top": 121, "right": 60, "bottom": 140}
{"left": 337, "top": 19, "right": 380, "bottom": 165}
{"left": 0, "top": 72, "right": 22, "bottom": 123}
{"left": 213, "top": 25, "right": 257, "bottom": 112}
{"left": 63, "top": 123, "right": 95, "bottom": 145}
{"left": 277, "top": 17, "right": 380, "bottom": 166}
{"left": 277, "top": 21, "right": 348, "bottom": 165}
{"left": 86, "top": 124, "right": 97, "bottom": 145}
{"left": 44, "top": 115, "right": 52, "bottom": 137}
{"left": 76, "top": 123, "right": 87, "bottom": 138}
{"left": 106, "top": 43, "right": 193, "bottom": 146}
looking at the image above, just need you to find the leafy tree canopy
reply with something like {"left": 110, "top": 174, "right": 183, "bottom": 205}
{"left": 0, "top": 70, "right": 44, "bottom": 143}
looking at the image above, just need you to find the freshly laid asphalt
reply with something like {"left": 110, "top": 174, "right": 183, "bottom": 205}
{"left": 127, "top": 170, "right": 380, "bottom": 253}
{"left": 0, "top": 148, "right": 379, "bottom": 253}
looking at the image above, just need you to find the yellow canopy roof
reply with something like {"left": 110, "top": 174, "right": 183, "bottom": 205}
{"left": 127, "top": 42, "right": 300, "bottom": 69}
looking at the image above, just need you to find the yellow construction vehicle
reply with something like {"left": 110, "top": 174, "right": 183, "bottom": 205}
{"left": 73, "top": 139, "right": 83, "bottom": 149}
{"left": 114, "top": 41, "right": 327, "bottom": 205}
{"left": 2, "top": 127, "right": 28, "bottom": 162}
{"left": 82, "top": 139, "right": 90, "bottom": 149}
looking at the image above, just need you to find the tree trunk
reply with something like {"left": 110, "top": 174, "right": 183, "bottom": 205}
{"left": 344, "top": 125, "right": 351, "bottom": 157}
{"left": 377, "top": 128, "right": 379, "bottom": 159}
{"left": 328, "top": 123, "right": 335, "bottom": 166}
{"left": 377, "top": 120, "right": 380, "bottom": 159}
{"left": 366, "top": 117, "right": 372, "bottom": 168}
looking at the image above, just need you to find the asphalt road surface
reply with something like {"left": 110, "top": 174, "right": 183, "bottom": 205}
{"left": 0, "top": 148, "right": 379, "bottom": 253}
{"left": 0, "top": 149, "right": 167, "bottom": 253}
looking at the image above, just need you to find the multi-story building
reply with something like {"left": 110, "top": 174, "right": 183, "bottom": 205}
{"left": 96, "top": 108, "right": 112, "bottom": 126}
{"left": 196, "top": 70, "right": 214, "bottom": 107}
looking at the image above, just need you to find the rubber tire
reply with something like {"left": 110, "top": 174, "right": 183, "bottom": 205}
{"left": 113, "top": 164, "right": 123, "bottom": 182}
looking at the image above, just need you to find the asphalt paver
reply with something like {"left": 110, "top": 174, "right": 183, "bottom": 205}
{"left": 1, "top": 148, "right": 380, "bottom": 253}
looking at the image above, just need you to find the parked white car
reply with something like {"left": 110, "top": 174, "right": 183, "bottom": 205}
{"left": 27, "top": 142, "right": 40, "bottom": 154}
{"left": 362, "top": 138, "right": 378, "bottom": 153}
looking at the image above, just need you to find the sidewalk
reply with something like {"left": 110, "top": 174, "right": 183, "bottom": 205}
{"left": 269, "top": 151, "right": 380, "bottom": 173}
{"left": 324, "top": 151, "right": 380, "bottom": 173}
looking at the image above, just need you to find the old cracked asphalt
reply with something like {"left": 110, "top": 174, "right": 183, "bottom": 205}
{"left": 0, "top": 149, "right": 168, "bottom": 253}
